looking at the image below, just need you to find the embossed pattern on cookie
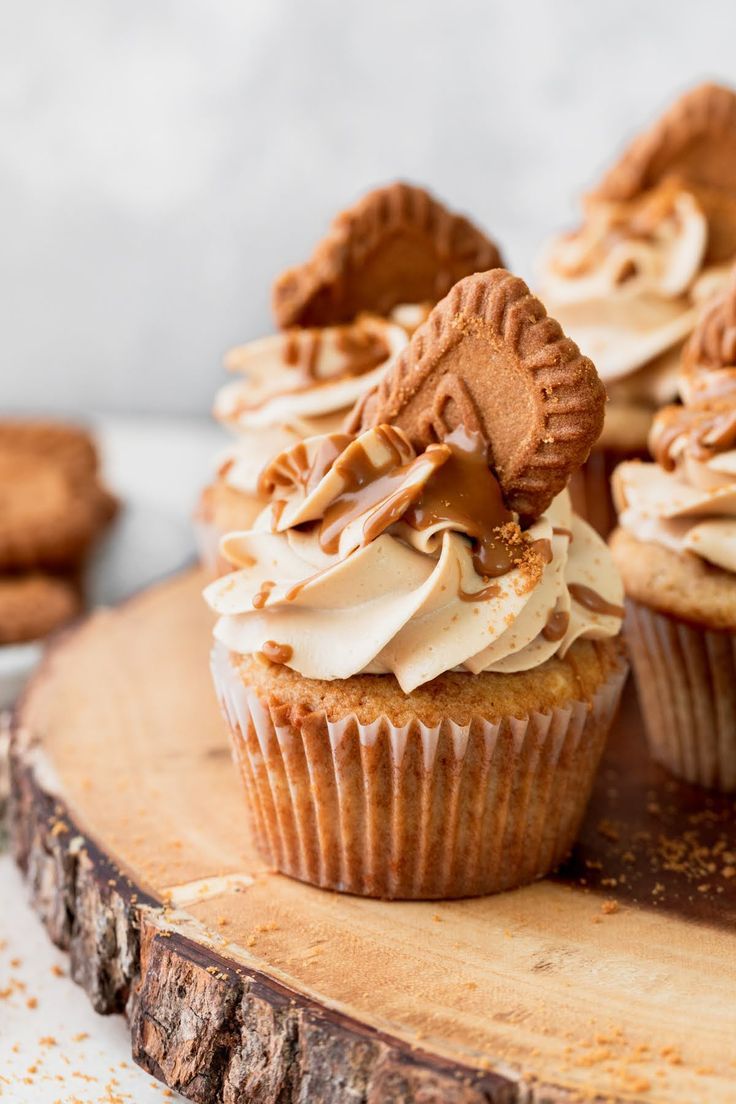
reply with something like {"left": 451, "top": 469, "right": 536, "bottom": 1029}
{"left": 348, "top": 269, "right": 606, "bottom": 520}
{"left": 592, "top": 82, "right": 736, "bottom": 264}
{"left": 272, "top": 182, "right": 502, "bottom": 328}
{"left": 593, "top": 83, "right": 736, "bottom": 200}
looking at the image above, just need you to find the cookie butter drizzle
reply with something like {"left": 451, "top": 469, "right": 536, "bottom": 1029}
{"left": 258, "top": 640, "right": 293, "bottom": 665}
{"left": 542, "top": 609, "right": 570, "bottom": 641}
{"left": 260, "top": 425, "right": 553, "bottom": 604}
{"left": 317, "top": 426, "right": 446, "bottom": 554}
{"left": 281, "top": 321, "right": 390, "bottom": 384}
{"left": 260, "top": 434, "right": 353, "bottom": 498}
{"left": 252, "top": 580, "right": 275, "bottom": 610}
{"left": 651, "top": 405, "right": 736, "bottom": 471}
{"left": 207, "top": 417, "right": 625, "bottom": 688}
{"left": 403, "top": 427, "right": 518, "bottom": 578}
{"left": 569, "top": 583, "right": 625, "bottom": 619}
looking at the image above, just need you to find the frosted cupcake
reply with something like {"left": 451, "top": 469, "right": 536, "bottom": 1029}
{"left": 538, "top": 83, "right": 736, "bottom": 535}
{"left": 206, "top": 269, "right": 627, "bottom": 899}
{"left": 611, "top": 274, "right": 736, "bottom": 791}
{"left": 196, "top": 182, "right": 501, "bottom": 574}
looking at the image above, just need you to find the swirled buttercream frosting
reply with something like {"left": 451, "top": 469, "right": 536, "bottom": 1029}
{"left": 538, "top": 180, "right": 731, "bottom": 397}
{"left": 212, "top": 311, "right": 420, "bottom": 496}
{"left": 205, "top": 424, "right": 624, "bottom": 692}
{"left": 614, "top": 401, "right": 736, "bottom": 573}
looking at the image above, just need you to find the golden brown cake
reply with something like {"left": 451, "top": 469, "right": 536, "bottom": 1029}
{"left": 205, "top": 268, "right": 626, "bottom": 899}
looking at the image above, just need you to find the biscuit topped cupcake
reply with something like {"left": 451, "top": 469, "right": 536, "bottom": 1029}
{"left": 196, "top": 183, "right": 501, "bottom": 573}
{"left": 538, "top": 83, "right": 736, "bottom": 534}
{"left": 206, "top": 268, "right": 627, "bottom": 899}
{"left": 611, "top": 273, "right": 736, "bottom": 791}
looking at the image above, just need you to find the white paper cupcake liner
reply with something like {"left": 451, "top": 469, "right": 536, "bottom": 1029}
{"left": 626, "top": 600, "right": 736, "bottom": 791}
{"left": 211, "top": 643, "right": 627, "bottom": 898}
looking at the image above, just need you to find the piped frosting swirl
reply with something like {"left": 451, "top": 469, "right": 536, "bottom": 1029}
{"left": 205, "top": 423, "right": 623, "bottom": 692}
{"left": 213, "top": 311, "right": 417, "bottom": 497}
{"left": 614, "top": 287, "right": 736, "bottom": 575}
{"left": 538, "top": 180, "right": 732, "bottom": 397}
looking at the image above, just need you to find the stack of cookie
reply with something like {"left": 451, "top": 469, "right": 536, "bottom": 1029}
{"left": 0, "top": 421, "right": 117, "bottom": 645}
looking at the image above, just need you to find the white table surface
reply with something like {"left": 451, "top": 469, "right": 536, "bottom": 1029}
{"left": 0, "top": 414, "right": 226, "bottom": 1103}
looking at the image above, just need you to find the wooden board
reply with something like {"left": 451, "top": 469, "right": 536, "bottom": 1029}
{"left": 9, "top": 567, "right": 736, "bottom": 1104}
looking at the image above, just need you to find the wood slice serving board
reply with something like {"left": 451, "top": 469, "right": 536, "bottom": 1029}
{"left": 9, "top": 568, "right": 736, "bottom": 1104}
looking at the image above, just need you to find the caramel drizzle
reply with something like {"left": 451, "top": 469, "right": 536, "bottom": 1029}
{"left": 458, "top": 581, "right": 501, "bottom": 603}
{"left": 652, "top": 406, "right": 736, "bottom": 471}
{"left": 569, "top": 583, "right": 624, "bottom": 619}
{"left": 252, "top": 580, "right": 275, "bottom": 610}
{"left": 281, "top": 323, "right": 389, "bottom": 383}
{"left": 261, "top": 426, "right": 552, "bottom": 607}
{"left": 283, "top": 330, "right": 322, "bottom": 376}
{"left": 234, "top": 322, "right": 392, "bottom": 418}
{"left": 404, "top": 426, "right": 519, "bottom": 578}
{"left": 553, "top": 526, "right": 573, "bottom": 541}
{"left": 259, "top": 433, "right": 353, "bottom": 499}
{"left": 542, "top": 609, "right": 570, "bottom": 642}
{"left": 318, "top": 426, "right": 441, "bottom": 554}
{"left": 258, "top": 640, "right": 293, "bottom": 665}
{"left": 284, "top": 569, "right": 320, "bottom": 603}
{"left": 334, "top": 326, "right": 391, "bottom": 376}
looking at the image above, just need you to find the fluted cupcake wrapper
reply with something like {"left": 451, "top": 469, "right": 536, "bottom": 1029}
{"left": 211, "top": 644, "right": 627, "bottom": 899}
{"left": 626, "top": 600, "right": 736, "bottom": 791}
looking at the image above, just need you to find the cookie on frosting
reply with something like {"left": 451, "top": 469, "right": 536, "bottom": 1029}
{"left": 0, "top": 573, "right": 80, "bottom": 644}
{"left": 348, "top": 269, "right": 606, "bottom": 519}
{"left": 592, "top": 83, "right": 736, "bottom": 263}
{"left": 0, "top": 421, "right": 117, "bottom": 570}
{"left": 272, "top": 182, "right": 502, "bottom": 328}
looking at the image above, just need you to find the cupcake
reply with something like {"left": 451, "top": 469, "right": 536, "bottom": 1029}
{"left": 538, "top": 83, "right": 736, "bottom": 536}
{"left": 611, "top": 272, "right": 736, "bottom": 791}
{"left": 196, "top": 182, "right": 502, "bottom": 575}
{"left": 205, "top": 269, "right": 627, "bottom": 899}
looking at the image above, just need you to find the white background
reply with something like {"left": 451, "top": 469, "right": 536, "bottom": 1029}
{"left": 2, "top": 0, "right": 736, "bottom": 418}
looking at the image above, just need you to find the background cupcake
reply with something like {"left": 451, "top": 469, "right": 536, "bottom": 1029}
{"left": 539, "top": 83, "right": 736, "bottom": 535}
{"left": 611, "top": 278, "right": 736, "bottom": 790}
{"left": 206, "top": 268, "right": 626, "bottom": 899}
{"left": 196, "top": 182, "right": 502, "bottom": 574}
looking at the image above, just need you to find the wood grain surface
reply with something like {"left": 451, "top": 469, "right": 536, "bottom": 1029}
{"left": 9, "top": 568, "right": 736, "bottom": 1104}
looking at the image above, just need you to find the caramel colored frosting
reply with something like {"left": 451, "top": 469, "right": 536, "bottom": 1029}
{"left": 205, "top": 425, "right": 623, "bottom": 692}
{"left": 538, "top": 180, "right": 732, "bottom": 397}
{"left": 215, "top": 312, "right": 409, "bottom": 431}
{"left": 614, "top": 401, "right": 736, "bottom": 574}
{"left": 212, "top": 309, "right": 423, "bottom": 497}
